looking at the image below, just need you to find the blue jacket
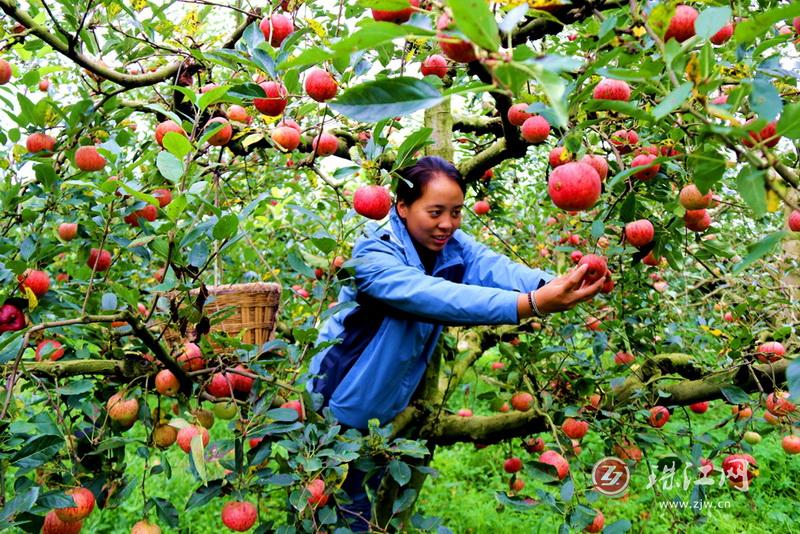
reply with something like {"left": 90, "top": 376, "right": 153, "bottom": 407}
{"left": 308, "top": 207, "right": 553, "bottom": 430}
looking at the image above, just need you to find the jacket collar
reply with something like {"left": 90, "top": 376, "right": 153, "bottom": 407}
{"left": 387, "top": 206, "right": 464, "bottom": 273}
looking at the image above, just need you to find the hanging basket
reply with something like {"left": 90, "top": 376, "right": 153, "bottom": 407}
{"left": 197, "top": 282, "right": 282, "bottom": 347}
{"left": 162, "top": 282, "right": 281, "bottom": 349}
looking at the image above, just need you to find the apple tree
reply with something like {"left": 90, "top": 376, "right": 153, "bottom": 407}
{"left": 1, "top": 0, "right": 799, "bottom": 532}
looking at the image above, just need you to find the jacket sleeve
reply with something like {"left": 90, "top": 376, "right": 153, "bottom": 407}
{"left": 351, "top": 238, "right": 523, "bottom": 326}
{"left": 456, "top": 231, "right": 555, "bottom": 292}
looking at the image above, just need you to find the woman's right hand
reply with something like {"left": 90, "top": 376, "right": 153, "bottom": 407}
{"left": 533, "top": 263, "right": 606, "bottom": 314}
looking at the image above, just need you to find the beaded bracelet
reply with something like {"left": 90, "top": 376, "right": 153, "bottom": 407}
{"left": 528, "top": 290, "right": 542, "bottom": 317}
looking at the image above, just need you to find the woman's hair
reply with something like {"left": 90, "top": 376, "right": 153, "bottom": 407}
{"left": 395, "top": 156, "right": 467, "bottom": 205}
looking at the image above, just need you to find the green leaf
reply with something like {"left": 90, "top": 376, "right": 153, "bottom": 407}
{"left": 603, "top": 519, "right": 633, "bottom": 534}
{"left": 687, "top": 146, "right": 725, "bottom": 193}
{"left": 329, "top": 77, "right": 442, "bottom": 123}
{"left": 0, "top": 486, "right": 39, "bottom": 522}
{"left": 356, "top": 0, "right": 408, "bottom": 8}
{"left": 733, "top": 3, "right": 800, "bottom": 44}
{"left": 749, "top": 78, "right": 782, "bottom": 121}
{"left": 156, "top": 151, "right": 184, "bottom": 182}
{"left": 735, "top": 166, "right": 766, "bottom": 218}
{"left": 392, "top": 127, "right": 433, "bottom": 171}
{"left": 198, "top": 85, "right": 230, "bottom": 112}
{"left": 392, "top": 488, "right": 417, "bottom": 514}
{"left": 185, "top": 480, "right": 224, "bottom": 511}
{"left": 212, "top": 214, "right": 239, "bottom": 240}
{"left": 720, "top": 386, "right": 751, "bottom": 405}
{"left": 162, "top": 132, "right": 194, "bottom": 159}
{"left": 190, "top": 434, "right": 207, "bottom": 483}
{"left": 787, "top": 359, "right": 800, "bottom": 407}
{"left": 388, "top": 459, "right": 412, "bottom": 486}
{"left": 582, "top": 99, "right": 652, "bottom": 123}
{"left": 447, "top": 0, "right": 500, "bottom": 52}
{"left": 188, "top": 242, "right": 209, "bottom": 268}
{"left": 694, "top": 7, "right": 732, "bottom": 39}
{"left": 652, "top": 83, "right": 692, "bottom": 120}
{"left": 560, "top": 478, "right": 574, "bottom": 502}
{"left": 287, "top": 251, "right": 315, "bottom": 278}
{"left": 531, "top": 68, "right": 569, "bottom": 128}
{"left": 56, "top": 380, "right": 94, "bottom": 396}
{"left": 777, "top": 102, "right": 800, "bottom": 139}
{"left": 732, "top": 231, "right": 787, "bottom": 274}
{"left": 151, "top": 497, "right": 179, "bottom": 528}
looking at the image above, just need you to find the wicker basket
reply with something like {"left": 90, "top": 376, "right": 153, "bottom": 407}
{"left": 195, "top": 282, "right": 282, "bottom": 347}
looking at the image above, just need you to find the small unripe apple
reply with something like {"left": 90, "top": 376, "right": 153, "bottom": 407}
{"left": 153, "top": 423, "right": 178, "bottom": 449}
{"left": 743, "top": 431, "right": 761, "bottom": 445}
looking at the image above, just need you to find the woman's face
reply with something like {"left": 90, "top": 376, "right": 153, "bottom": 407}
{"left": 397, "top": 174, "right": 464, "bottom": 252}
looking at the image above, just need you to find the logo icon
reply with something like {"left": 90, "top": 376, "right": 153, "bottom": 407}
{"left": 592, "top": 456, "right": 630, "bottom": 497}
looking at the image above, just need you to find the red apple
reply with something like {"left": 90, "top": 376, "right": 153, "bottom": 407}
{"left": 372, "top": 0, "right": 419, "bottom": 23}
{"left": 520, "top": 115, "right": 550, "bottom": 143}
{"left": 580, "top": 154, "right": 608, "bottom": 181}
{"left": 710, "top": 22, "right": 734, "bottom": 45}
{"left": 511, "top": 391, "right": 533, "bottom": 411}
{"left": 260, "top": 13, "right": 294, "bottom": 47}
{"left": 507, "top": 103, "right": 533, "bottom": 126}
{"left": 755, "top": 341, "right": 785, "bottom": 363}
{"left": 55, "top": 487, "right": 95, "bottom": 523}
{"left": 664, "top": 5, "right": 699, "bottom": 43}
{"left": 271, "top": 126, "right": 301, "bottom": 151}
{"left": 0, "top": 59, "right": 12, "bottom": 85}
{"left": 614, "top": 351, "right": 634, "bottom": 365}
{"left": 436, "top": 14, "right": 477, "bottom": 63}
{"left": 782, "top": 435, "right": 800, "bottom": 455}
{"left": 35, "top": 339, "right": 65, "bottom": 361}
{"left": 281, "top": 399, "right": 305, "bottom": 421}
{"left": 176, "top": 425, "right": 210, "bottom": 453}
{"left": 58, "top": 222, "right": 78, "bottom": 241}
{"left": 679, "top": 184, "right": 713, "bottom": 209}
{"left": 124, "top": 204, "right": 158, "bottom": 227}
{"left": 610, "top": 129, "right": 638, "bottom": 154}
{"left": 74, "top": 146, "right": 106, "bottom": 171}
{"left": 421, "top": 54, "right": 448, "bottom": 78}
{"left": 154, "top": 120, "right": 187, "bottom": 147}
{"left": 473, "top": 200, "right": 490, "bottom": 215}
{"left": 562, "top": 418, "right": 589, "bottom": 439}
{"left": 107, "top": 391, "right": 139, "bottom": 426}
{"left": 221, "top": 501, "right": 257, "bottom": 531}
{"left": 311, "top": 132, "right": 339, "bottom": 156}
{"left": 648, "top": 406, "right": 670, "bottom": 428}
{"left": 630, "top": 154, "right": 660, "bottom": 180}
{"left": 538, "top": 450, "right": 569, "bottom": 479}
{"left": 353, "top": 185, "right": 392, "bottom": 220}
{"left": 788, "top": 210, "right": 800, "bottom": 232}
{"left": 689, "top": 401, "right": 709, "bottom": 414}
{"left": 42, "top": 510, "right": 82, "bottom": 534}
{"left": 625, "top": 219, "right": 655, "bottom": 247}
{"left": 226, "top": 104, "right": 249, "bottom": 123}
{"left": 254, "top": 81, "right": 288, "bottom": 116}
{"left": 304, "top": 68, "right": 338, "bottom": 102}
{"left": 593, "top": 78, "right": 631, "bottom": 101}
{"left": 155, "top": 369, "right": 179, "bottom": 396}
{"left": 26, "top": 132, "right": 56, "bottom": 154}
{"left": 578, "top": 254, "right": 608, "bottom": 284}
{"left": 205, "top": 117, "right": 232, "bottom": 146}
{"left": 547, "top": 162, "right": 601, "bottom": 211}
{"left": 18, "top": 269, "right": 50, "bottom": 297}
{"left": 306, "top": 478, "right": 329, "bottom": 507}
{"left": 503, "top": 457, "right": 523, "bottom": 473}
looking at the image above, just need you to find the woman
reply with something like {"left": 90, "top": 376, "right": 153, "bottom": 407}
{"left": 307, "top": 156, "right": 604, "bottom": 529}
